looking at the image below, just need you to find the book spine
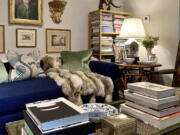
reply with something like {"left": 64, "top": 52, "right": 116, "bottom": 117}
{"left": 24, "top": 111, "right": 42, "bottom": 135}
{"left": 42, "top": 113, "right": 89, "bottom": 131}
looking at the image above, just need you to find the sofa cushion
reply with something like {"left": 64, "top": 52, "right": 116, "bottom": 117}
{"left": 61, "top": 50, "right": 92, "bottom": 72}
{"left": 7, "top": 49, "right": 45, "bottom": 81}
{"left": 0, "top": 78, "right": 64, "bottom": 116}
{"left": 0, "top": 60, "right": 8, "bottom": 83}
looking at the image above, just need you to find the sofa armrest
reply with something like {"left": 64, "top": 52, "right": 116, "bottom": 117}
{"left": 89, "top": 61, "right": 121, "bottom": 82}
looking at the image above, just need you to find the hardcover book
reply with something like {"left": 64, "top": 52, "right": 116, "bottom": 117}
{"left": 124, "top": 90, "right": 179, "bottom": 110}
{"left": 26, "top": 98, "right": 89, "bottom": 131}
{"left": 126, "top": 101, "right": 180, "bottom": 118}
{"left": 24, "top": 111, "right": 95, "bottom": 135}
{"left": 21, "top": 127, "right": 29, "bottom": 135}
{"left": 127, "top": 82, "right": 175, "bottom": 99}
{"left": 121, "top": 103, "right": 180, "bottom": 129}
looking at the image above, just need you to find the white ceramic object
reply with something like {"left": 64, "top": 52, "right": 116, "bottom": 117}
{"left": 138, "top": 61, "right": 155, "bottom": 65}
{"left": 123, "top": 58, "right": 135, "bottom": 64}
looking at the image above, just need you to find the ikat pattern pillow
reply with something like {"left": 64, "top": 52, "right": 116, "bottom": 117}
{"left": 7, "top": 49, "right": 45, "bottom": 82}
{"left": 0, "top": 60, "right": 8, "bottom": 83}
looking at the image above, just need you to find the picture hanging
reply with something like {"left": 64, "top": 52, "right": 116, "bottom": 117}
{"left": 9, "top": 0, "right": 43, "bottom": 25}
{"left": 16, "top": 28, "right": 36, "bottom": 47}
{"left": 46, "top": 29, "right": 71, "bottom": 53}
{"left": 0, "top": 25, "right": 5, "bottom": 53}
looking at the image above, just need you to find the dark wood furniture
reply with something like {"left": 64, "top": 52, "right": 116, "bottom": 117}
{"left": 117, "top": 63, "right": 162, "bottom": 89}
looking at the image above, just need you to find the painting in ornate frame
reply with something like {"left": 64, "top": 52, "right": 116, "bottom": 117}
{"left": 0, "top": 25, "right": 5, "bottom": 53}
{"left": 46, "top": 29, "right": 71, "bottom": 53}
{"left": 16, "top": 28, "right": 36, "bottom": 48}
{"left": 9, "top": 0, "right": 43, "bottom": 26}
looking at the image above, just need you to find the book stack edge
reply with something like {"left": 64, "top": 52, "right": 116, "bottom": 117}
{"left": 22, "top": 97, "right": 91, "bottom": 135}
{"left": 121, "top": 82, "right": 180, "bottom": 129}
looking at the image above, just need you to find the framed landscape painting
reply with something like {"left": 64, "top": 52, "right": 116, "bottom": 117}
{"left": 0, "top": 25, "right": 5, "bottom": 53}
{"left": 9, "top": 0, "right": 43, "bottom": 25}
{"left": 46, "top": 29, "right": 71, "bottom": 53}
{"left": 16, "top": 28, "right": 36, "bottom": 47}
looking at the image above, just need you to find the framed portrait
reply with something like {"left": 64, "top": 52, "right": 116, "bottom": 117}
{"left": 0, "top": 25, "right": 5, "bottom": 53}
{"left": 16, "top": 28, "right": 36, "bottom": 47}
{"left": 9, "top": 0, "right": 43, "bottom": 26}
{"left": 46, "top": 29, "right": 71, "bottom": 53}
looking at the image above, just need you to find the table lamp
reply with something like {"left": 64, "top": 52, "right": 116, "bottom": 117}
{"left": 119, "top": 18, "right": 146, "bottom": 58}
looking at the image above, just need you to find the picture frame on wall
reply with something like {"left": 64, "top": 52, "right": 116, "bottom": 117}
{"left": 9, "top": 0, "right": 43, "bottom": 26}
{"left": 46, "top": 29, "right": 71, "bottom": 53}
{"left": 0, "top": 25, "right": 5, "bottom": 53}
{"left": 16, "top": 28, "right": 36, "bottom": 48}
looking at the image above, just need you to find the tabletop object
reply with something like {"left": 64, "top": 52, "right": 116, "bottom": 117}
{"left": 101, "top": 113, "right": 136, "bottom": 135}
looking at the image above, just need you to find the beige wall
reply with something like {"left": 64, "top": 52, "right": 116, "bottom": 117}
{"left": 124, "top": 0, "right": 180, "bottom": 86}
{"left": 0, "top": 0, "right": 99, "bottom": 60}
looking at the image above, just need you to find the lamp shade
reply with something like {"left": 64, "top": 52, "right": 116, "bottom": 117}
{"left": 120, "top": 18, "right": 146, "bottom": 39}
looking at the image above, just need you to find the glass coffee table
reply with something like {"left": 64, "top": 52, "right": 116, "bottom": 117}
{"left": 6, "top": 120, "right": 95, "bottom": 135}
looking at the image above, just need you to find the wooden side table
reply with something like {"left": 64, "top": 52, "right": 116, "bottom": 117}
{"left": 117, "top": 64, "right": 162, "bottom": 89}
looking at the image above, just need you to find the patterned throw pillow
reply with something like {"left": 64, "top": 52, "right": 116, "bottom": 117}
{"left": 0, "top": 60, "right": 8, "bottom": 83}
{"left": 7, "top": 49, "right": 45, "bottom": 82}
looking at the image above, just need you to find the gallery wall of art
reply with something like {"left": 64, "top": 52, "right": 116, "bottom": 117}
{"left": 0, "top": 0, "right": 99, "bottom": 60}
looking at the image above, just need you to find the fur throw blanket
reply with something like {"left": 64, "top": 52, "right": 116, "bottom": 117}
{"left": 42, "top": 56, "right": 114, "bottom": 106}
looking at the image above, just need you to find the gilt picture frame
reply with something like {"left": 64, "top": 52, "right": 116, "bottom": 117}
{"left": 9, "top": 0, "right": 43, "bottom": 26}
{"left": 46, "top": 29, "right": 71, "bottom": 53}
{"left": 16, "top": 28, "right": 36, "bottom": 48}
{"left": 0, "top": 25, "right": 5, "bottom": 53}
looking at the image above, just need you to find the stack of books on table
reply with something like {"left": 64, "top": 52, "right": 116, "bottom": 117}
{"left": 121, "top": 82, "right": 180, "bottom": 129}
{"left": 22, "top": 98, "right": 90, "bottom": 135}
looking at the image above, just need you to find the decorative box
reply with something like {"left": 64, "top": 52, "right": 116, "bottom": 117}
{"left": 101, "top": 113, "right": 136, "bottom": 135}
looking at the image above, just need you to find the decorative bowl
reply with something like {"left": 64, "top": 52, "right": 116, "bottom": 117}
{"left": 123, "top": 58, "right": 135, "bottom": 65}
{"left": 137, "top": 61, "right": 155, "bottom": 65}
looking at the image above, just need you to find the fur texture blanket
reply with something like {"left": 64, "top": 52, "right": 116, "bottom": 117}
{"left": 45, "top": 68, "right": 114, "bottom": 105}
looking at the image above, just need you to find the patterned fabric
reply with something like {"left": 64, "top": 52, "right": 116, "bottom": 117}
{"left": 7, "top": 49, "right": 45, "bottom": 82}
{"left": 0, "top": 60, "right": 8, "bottom": 83}
{"left": 81, "top": 103, "right": 118, "bottom": 121}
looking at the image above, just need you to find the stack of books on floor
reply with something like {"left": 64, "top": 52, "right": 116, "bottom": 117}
{"left": 22, "top": 98, "right": 90, "bottom": 135}
{"left": 113, "top": 14, "right": 125, "bottom": 33}
{"left": 121, "top": 82, "right": 180, "bottom": 130}
{"left": 102, "top": 13, "right": 114, "bottom": 32}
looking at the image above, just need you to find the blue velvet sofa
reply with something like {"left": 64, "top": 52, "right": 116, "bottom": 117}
{"left": 0, "top": 61, "right": 120, "bottom": 135}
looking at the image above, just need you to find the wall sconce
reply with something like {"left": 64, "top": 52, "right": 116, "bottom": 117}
{"left": 48, "top": 0, "right": 67, "bottom": 24}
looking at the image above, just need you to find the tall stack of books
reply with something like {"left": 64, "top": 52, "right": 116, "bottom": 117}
{"left": 22, "top": 98, "right": 89, "bottom": 135}
{"left": 121, "top": 82, "right": 180, "bottom": 129}
{"left": 102, "top": 13, "right": 114, "bottom": 32}
{"left": 91, "top": 12, "right": 100, "bottom": 33}
{"left": 101, "top": 36, "right": 113, "bottom": 46}
{"left": 113, "top": 14, "right": 125, "bottom": 33}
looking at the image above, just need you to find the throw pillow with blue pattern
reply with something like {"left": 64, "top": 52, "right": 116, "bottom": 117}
{"left": 7, "top": 49, "right": 45, "bottom": 82}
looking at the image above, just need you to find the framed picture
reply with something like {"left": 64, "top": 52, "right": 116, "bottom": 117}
{"left": 0, "top": 25, "right": 5, "bottom": 53}
{"left": 9, "top": 0, "right": 43, "bottom": 26}
{"left": 16, "top": 28, "right": 36, "bottom": 47}
{"left": 46, "top": 29, "right": 71, "bottom": 53}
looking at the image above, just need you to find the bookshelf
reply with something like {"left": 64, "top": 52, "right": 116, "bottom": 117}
{"left": 88, "top": 10, "right": 132, "bottom": 61}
